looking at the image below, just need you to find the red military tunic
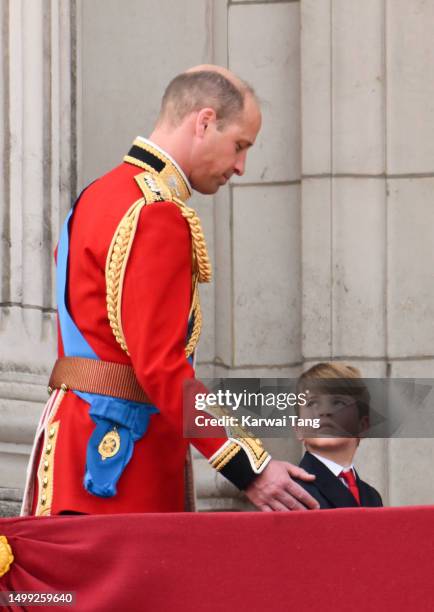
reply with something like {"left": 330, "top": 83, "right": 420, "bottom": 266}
{"left": 25, "top": 138, "right": 269, "bottom": 515}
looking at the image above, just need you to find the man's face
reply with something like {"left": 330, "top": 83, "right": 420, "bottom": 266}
{"left": 189, "top": 95, "right": 261, "bottom": 194}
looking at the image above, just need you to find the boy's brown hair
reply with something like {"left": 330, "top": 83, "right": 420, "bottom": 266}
{"left": 297, "top": 362, "right": 370, "bottom": 419}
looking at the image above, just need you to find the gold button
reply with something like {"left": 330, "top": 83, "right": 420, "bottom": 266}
{"left": 46, "top": 443, "right": 52, "bottom": 454}
{"left": 60, "top": 383, "right": 68, "bottom": 392}
{"left": 41, "top": 495, "right": 47, "bottom": 505}
{"left": 42, "top": 477, "right": 48, "bottom": 488}
{"left": 43, "top": 460, "right": 49, "bottom": 471}
{"left": 255, "top": 439, "right": 262, "bottom": 446}
{"left": 49, "top": 427, "right": 56, "bottom": 438}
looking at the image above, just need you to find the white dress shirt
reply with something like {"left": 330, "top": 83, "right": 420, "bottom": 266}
{"left": 310, "top": 452, "right": 356, "bottom": 488}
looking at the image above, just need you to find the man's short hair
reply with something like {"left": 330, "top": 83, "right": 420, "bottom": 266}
{"left": 297, "top": 362, "right": 370, "bottom": 419}
{"left": 159, "top": 70, "right": 255, "bottom": 128}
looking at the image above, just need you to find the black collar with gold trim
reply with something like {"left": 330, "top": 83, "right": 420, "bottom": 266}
{"left": 124, "top": 137, "right": 192, "bottom": 202}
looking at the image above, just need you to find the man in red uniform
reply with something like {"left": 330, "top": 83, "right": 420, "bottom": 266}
{"left": 22, "top": 65, "right": 318, "bottom": 515}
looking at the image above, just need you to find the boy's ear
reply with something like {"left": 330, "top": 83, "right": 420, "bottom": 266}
{"left": 358, "top": 415, "right": 370, "bottom": 437}
{"left": 295, "top": 426, "right": 305, "bottom": 442}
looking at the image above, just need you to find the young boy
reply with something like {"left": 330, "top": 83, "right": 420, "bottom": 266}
{"left": 294, "top": 362, "right": 383, "bottom": 509}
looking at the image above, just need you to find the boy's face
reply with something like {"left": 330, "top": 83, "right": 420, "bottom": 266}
{"left": 297, "top": 392, "right": 369, "bottom": 453}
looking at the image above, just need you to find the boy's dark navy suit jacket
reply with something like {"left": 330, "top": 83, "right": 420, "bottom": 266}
{"left": 295, "top": 451, "right": 383, "bottom": 509}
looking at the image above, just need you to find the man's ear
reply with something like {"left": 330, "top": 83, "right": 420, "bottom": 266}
{"left": 195, "top": 107, "right": 217, "bottom": 137}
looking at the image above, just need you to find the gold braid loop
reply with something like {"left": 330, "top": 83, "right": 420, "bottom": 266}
{"left": 106, "top": 199, "right": 146, "bottom": 355}
{"left": 185, "top": 285, "right": 202, "bottom": 358}
{"left": 173, "top": 197, "right": 211, "bottom": 356}
{"left": 173, "top": 198, "right": 212, "bottom": 284}
{"left": 106, "top": 186, "right": 212, "bottom": 358}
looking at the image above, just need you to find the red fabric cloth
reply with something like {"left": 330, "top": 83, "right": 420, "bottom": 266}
{"left": 1, "top": 507, "right": 434, "bottom": 611}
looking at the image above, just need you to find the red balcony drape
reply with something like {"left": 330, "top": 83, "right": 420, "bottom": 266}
{"left": 1, "top": 507, "right": 433, "bottom": 611}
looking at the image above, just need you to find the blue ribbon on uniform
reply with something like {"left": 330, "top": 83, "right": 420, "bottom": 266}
{"left": 80, "top": 392, "right": 157, "bottom": 497}
{"left": 56, "top": 207, "right": 158, "bottom": 498}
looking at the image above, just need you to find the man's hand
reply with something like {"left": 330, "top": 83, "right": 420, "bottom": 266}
{"left": 244, "top": 459, "right": 320, "bottom": 511}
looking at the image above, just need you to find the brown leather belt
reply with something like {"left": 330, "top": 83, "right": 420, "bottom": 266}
{"left": 48, "top": 357, "right": 150, "bottom": 404}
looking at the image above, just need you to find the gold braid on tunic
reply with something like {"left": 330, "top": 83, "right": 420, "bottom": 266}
{"left": 105, "top": 163, "right": 211, "bottom": 358}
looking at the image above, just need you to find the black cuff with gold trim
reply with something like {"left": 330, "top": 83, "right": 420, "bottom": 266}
{"left": 220, "top": 449, "right": 261, "bottom": 490}
{"left": 209, "top": 438, "right": 271, "bottom": 491}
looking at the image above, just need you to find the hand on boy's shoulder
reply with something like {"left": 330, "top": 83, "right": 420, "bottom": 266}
{"left": 291, "top": 476, "right": 327, "bottom": 509}
{"left": 244, "top": 459, "right": 320, "bottom": 512}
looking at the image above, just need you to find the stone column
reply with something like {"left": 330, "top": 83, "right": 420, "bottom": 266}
{"left": 195, "top": 0, "right": 305, "bottom": 510}
{"left": 0, "top": 0, "right": 77, "bottom": 513}
{"left": 300, "top": 0, "right": 434, "bottom": 505}
{"left": 300, "top": 0, "right": 389, "bottom": 501}
{"left": 385, "top": 0, "right": 434, "bottom": 505}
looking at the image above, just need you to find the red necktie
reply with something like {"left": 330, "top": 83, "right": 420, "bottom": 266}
{"left": 339, "top": 469, "right": 360, "bottom": 505}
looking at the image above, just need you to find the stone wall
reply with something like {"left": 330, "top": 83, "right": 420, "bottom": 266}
{"left": 0, "top": 0, "right": 77, "bottom": 514}
{"left": 1, "top": 0, "right": 434, "bottom": 513}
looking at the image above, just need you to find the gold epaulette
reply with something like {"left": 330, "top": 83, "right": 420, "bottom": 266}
{"left": 105, "top": 171, "right": 212, "bottom": 357}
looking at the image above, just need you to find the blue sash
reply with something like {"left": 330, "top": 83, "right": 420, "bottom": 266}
{"left": 57, "top": 208, "right": 158, "bottom": 498}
